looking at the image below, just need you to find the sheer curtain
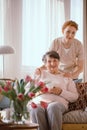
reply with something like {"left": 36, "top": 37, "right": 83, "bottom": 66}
{"left": 22, "top": 0, "right": 65, "bottom": 68}
{"left": 0, "top": 0, "right": 4, "bottom": 77}
{"left": 70, "top": 0, "right": 83, "bottom": 42}
{"left": 0, "top": 0, "right": 22, "bottom": 79}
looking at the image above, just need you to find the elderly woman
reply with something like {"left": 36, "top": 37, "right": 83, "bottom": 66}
{"left": 30, "top": 51, "right": 79, "bottom": 130}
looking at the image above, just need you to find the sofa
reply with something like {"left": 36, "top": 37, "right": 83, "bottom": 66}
{"left": 62, "top": 82, "right": 87, "bottom": 130}
{"left": 63, "top": 109, "right": 87, "bottom": 130}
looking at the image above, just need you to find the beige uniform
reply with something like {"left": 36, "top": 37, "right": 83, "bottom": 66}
{"left": 49, "top": 37, "right": 84, "bottom": 76}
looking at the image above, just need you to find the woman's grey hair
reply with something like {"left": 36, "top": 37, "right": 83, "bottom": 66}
{"left": 42, "top": 51, "right": 60, "bottom": 63}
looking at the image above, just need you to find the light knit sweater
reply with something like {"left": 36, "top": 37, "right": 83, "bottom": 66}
{"left": 33, "top": 70, "right": 79, "bottom": 109}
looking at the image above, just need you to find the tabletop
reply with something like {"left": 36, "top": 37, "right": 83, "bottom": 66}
{"left": 0, "top": 121, "right": 39, "bottom": 130}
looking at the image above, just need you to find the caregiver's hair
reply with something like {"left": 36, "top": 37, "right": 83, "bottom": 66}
{"left": 62, "top": 20, "right": 78, "bottom": 33}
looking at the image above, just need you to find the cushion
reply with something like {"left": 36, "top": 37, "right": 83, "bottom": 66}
{"left": 68, "top": 82, "right": 87, "bottom": 111}
{"left": 63, "top": 110, "right": 87, "bottom": 123}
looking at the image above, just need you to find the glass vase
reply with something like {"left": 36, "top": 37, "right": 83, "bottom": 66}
{"left": 10, "top": 100, "right": 29, "bottom": 124}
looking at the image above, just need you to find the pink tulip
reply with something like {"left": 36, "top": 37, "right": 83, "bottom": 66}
{"left": 41, "top": 87, "right": 48, "bottom": 93}
{"left": 6, "top": 81, "right": 12, "bottom": 86}
{"left": 28, "top": 92, "right": 35, "bottom": 98}
{"left": 25, "top": 75, "right": 32, "bottom": 83}
{"left": 31, "top": 102, "right": 37, "bottom": 108}
{"left": 6, "top": 81, "right": 13, "bottom": 90}
{"left": 40, "top": 101, "right": 48, "bottom": 109}
{"left": 36, "top": 81, "right": 45, "bottom": 88}
{"left": 3, "top": 86, "right": 10, "bottom": 92}
{"left": 17, "top": 93, "right": 24, "bottom": 100}
{"left": 0, "top": 87, "right": 3, "bottom": 93}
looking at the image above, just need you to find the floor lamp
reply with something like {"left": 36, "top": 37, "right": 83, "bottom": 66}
{"left": 0, "top": 45, "right": 15, "bottom": 79}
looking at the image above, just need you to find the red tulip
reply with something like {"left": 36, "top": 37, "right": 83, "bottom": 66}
{"left": 17, "top": 93, "right": 24, "bottom": 100}
{"left": 25, "top": 75, "right": 32, "bottom": 83}
{"left": 40, "top": 101, "right": 48, "bottom": 108}
{"left": 0, "top": 87, "right": 3, "bottom": 93}
{"left": 31, "top": 102, "right": 37, "bottom": 108}
{"left": 36, "top": 81, "right": 45, "bottom": 88}
{"left": 6, "top": 81, "right": 12, "bottom": 86}
{"left": 3, "top": 86, "right": 9, "bottom": 92}
{"left": 28, "top": 92, "right": 35, "bottom": 98}
{"left": 41, "top": 87, "right": 48, "bottom": 93}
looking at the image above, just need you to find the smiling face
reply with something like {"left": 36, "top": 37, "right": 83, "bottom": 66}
{"left": 45, "top": 56, "right": 59, "bottom": 74}
{"left": 63, "top": 26, "right": 77, "bottom": 43}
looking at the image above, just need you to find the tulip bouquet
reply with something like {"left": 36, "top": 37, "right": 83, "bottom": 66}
{"left": 0, "top": 75, "right": 48, "bottom": 122}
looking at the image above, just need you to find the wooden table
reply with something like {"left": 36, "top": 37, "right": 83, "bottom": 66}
{"left": 0, "top": 121, "right": 39, "bottom": 130}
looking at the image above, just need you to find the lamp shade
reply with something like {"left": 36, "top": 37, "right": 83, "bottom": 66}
{"left": 0, "top": 45, "right": 15, "bottom": 55}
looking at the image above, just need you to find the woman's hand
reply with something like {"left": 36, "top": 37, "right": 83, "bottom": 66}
{"left": 49, "top": 86, "right": 62, "bottom": 95}
{"left": 63, "top": 72, "right": 72, "bottom": 78}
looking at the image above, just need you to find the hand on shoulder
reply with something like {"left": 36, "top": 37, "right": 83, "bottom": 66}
{"left": 35, "top": 68, "right": 41, "bottom": 75}
{"left": 34, "top": 65, "right": 47, "bottom": 76}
